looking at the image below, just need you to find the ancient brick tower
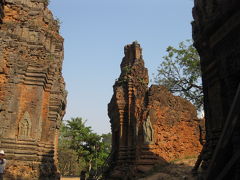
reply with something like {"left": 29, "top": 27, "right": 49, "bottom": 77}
{"left": 107, "top": 42, "right": 201, "bottom": 179}
{"left": 0, "top": 0, "right": 66, "bottom": 179}
{"left": 192, "top": 0, "right": 240, "bottom": 179}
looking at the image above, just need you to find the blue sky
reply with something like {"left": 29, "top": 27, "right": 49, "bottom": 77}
{"left": 49, "top": 0, "right": 194, "bottom": 134}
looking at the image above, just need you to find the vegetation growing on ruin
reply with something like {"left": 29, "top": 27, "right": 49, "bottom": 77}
{"left": 122, "top": 65, "right": 131, "bottom": 74}
{"left": 154, "top": 40, "right": 203, "bottom": 110}
{"left": 45, "top": 0, "right": 50, "bottom": 6}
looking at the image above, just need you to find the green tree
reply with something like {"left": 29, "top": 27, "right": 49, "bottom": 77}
{"left": 58, "top": 117, "right": 111, "bottom": 177}
{"left": 58, "top": 120, "right": 83, "bottom": 176}
{"left": 154, "top": 40, "right": 203, "bottom": 110}
{"left": 58, "top": 147, "right": 82, "bottom": 176}
{"left": 101, "top": 133, "right": 112, "bottom": 151}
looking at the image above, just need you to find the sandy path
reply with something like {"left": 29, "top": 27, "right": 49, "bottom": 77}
{"left": 61, "top": 177, "right": 80, "bottom": 180}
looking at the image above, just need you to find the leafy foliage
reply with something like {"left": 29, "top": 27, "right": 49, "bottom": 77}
{"left": 58, "top": 117, "right": 111, "bottom": 177}
{"left": 101, "top": 133, "right": 112, "bottom": 152}
{"left": 154, "top": 40, "right": 203, "bottom": 110}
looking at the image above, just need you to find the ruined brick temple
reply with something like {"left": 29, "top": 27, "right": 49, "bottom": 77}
{"left": 192, "top": 0, "right": 240, "bottom": 179}
{"left": 106, "top": 42, "right": 201, "bottom": 179}
{"left": 0, "top": 0, "right": 66, "bottom": 179}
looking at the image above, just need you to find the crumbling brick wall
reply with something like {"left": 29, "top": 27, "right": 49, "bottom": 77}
{"left": 107, "top": 42, "right": 201, "bottom": 179}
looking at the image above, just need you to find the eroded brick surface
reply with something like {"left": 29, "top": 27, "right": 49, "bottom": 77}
{"left": 0, "top": 0, "right": 66, "bottom": 179}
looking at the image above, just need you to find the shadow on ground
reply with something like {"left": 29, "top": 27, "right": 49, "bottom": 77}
{"left": 137, "top": 158, "right": 198, "bottom": 180}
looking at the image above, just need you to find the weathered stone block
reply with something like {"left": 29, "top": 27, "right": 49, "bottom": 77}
{"left": 192, "top": 0, "right": 240, "bottom": 179}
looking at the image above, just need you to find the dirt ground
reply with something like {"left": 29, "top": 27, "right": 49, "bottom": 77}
{"left": 61, "top": 158, "right": 197, "bottom": 180}
{"left": 138, "top": 157, "right": 198, "bottom": 180}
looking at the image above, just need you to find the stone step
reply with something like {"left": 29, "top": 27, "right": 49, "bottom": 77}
{"left": 136, "top": 160, "right": 157, "bottom": 165}
{"left": 140, "top": 151, "right": 158, "bottom": 156}
{"left": 140, "top": 155, "right": 158, "bottom": 160}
